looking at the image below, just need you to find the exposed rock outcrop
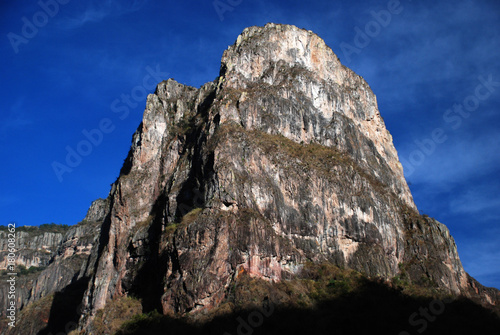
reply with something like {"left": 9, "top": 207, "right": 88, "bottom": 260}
{"left": 75, "top": 24, "right": 496, "bottom": 331}
{"left": 0, "top": 200, "right": 106, "bottom": 334}
{"left": 3, "top": 23, "right": 498, "bottom": 335}
{"left": 0, "top": 228, "right": 67, "bottom": 271}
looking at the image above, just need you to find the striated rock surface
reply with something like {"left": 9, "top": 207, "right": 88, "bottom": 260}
{"left": 73, "top": 23, "right": 497, "bottom": 332}
{"left": 0, "top": 228, "right": 67, "bottom": 271}
{"left": 0, "top": 200, "right": 106, "bottom": 334}
{"left": 4, "top": 24, "right": 499, "bottom": 334}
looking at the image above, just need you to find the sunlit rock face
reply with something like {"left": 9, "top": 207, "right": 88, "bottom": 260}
{"left": 75, "top": 24, "right": 491, "bottom": 328}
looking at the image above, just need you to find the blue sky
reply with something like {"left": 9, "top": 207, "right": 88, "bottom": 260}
{"left": 1, "top": 0, "right": 499, "bottom": 289}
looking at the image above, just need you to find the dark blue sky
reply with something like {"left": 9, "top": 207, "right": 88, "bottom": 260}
{"left": 1, "top": 0, "right": 499, "bottom": 289}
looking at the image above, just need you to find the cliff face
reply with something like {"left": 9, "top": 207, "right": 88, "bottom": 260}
{"left": 0, "top": 199, "right": 107, "bottom": 334}
{"left": 0, "top": 228, "right": 66, "bottom": 271}
{"left": 75, "top": 23, "right": 496, "bottom": 328}
{"left": 0, "top": 227, "right": 66, "bottom": 326}
{"left": 4, "top": 23, "right": 499, "bottom": 334}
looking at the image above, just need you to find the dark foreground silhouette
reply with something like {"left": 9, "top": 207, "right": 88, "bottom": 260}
{"left": 5, "top": 263, "right": 496, "bottom": 335}
{"left": 116, "top": 270, "right": 500, "bottom": 335}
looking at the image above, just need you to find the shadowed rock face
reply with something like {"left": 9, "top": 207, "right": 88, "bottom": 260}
{"left": 3, "top": 24, "right": 498, "bottom": 335}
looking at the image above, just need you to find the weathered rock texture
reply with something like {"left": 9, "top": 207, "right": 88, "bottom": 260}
{"left": 0, "top": 229, "right": 65, "bottom": 271}
{"left": 74, "top": 23, "right": 497, "bottom": 330}
{"left": 0, "top": 200, "right": 106, "bottom": 334}
{"left": 3, "top": 24, "right": 498, "bottom": 334}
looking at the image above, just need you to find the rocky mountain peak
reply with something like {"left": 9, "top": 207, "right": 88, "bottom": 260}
{"left": 218, "top": 23, "right": 414, "bottom": 208}
{"left": 76, "top": 24, "right": 458, "bottom": 318}
{"left": 222, "top": 23, "right": 342, "bottom": 87}
{"left": 4, "top": 24, "right": 499, "bottom": 335}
